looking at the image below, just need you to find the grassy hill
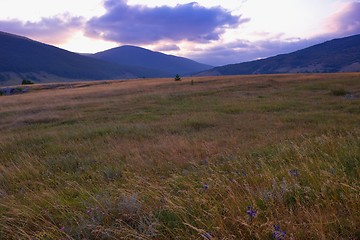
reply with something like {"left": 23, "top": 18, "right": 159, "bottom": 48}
{"left": 0, "top": 73, "right": 359, "bottom": 239}
{"left": 0, "top": 31, "right": 212, "bottom": 86}
{"left": 92, "top": 45, "right": 213, "bottom": 76}
{"left": 0, "top": 31, "right": 153, "bottom": 85}
{"left": 199, "top": 34, "right": 360, "bottom": 76}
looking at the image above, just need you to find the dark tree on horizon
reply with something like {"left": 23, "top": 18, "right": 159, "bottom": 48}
{"left": 174, "top": 74, "right": 181, "bottom": 81}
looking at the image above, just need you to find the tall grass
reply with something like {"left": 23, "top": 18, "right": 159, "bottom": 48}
{"left": 0, "top": 73, "right": 359, "bottom": 239}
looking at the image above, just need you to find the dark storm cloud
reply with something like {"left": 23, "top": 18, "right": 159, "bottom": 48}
{"left": 0, "top": 14, "right": 83, "bottom": 43}
{"left": 85, "top": 0, "right": 247, "bottom": 44}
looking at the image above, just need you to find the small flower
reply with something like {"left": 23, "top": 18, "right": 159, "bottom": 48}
{"left": 289, "top": 169, "right": 299, "bottom": 177}
{"left": 203, "top": 183, "right": 209, "bottom": 190}
{"left": 228, "top": 177, "right": 236, "bottom": 183}
{"left": 59, "top": 226, "right": 65, "bottom": 231}
{"left": 246, "top": 206, "right": 257, "bottom": 219}
{"left": 201, "top": 232, "right": 213, "bottom": 240}
{"left": 273, "top": 225, "right": 286, "bottom": 240}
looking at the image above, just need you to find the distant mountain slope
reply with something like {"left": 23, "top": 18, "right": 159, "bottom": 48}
{"left": 198, "top": 34, "right": 360, "bottom": 76}
{"left": 92, "top": 45, "right": 213, "bottom": 76}
{"left": 0, "top": 31, "right": 139, "bottom": 85}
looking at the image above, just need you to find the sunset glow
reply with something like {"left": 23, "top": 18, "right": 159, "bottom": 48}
{"left": 0, "top": 0, "right": 359, "bottom": 65}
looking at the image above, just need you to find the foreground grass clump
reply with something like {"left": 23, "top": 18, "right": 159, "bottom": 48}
{"left": 0, "top": 73, "right": 359, "bottom": 239}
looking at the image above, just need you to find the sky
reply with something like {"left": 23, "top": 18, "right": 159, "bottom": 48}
{"left": 0, "top": 0, "right": 359, "bottom": 66}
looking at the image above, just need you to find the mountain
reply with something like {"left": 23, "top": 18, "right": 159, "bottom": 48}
{"left": 92, "top": 45, "right": 213, "bottom": 76}
{"left": 197, "top": 34, "right": 360, "bottom": 76}
{"left": 0, "top": 31, "right": 152, "bottom": 85}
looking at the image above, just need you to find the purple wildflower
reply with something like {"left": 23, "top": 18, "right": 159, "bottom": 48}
{"left": 203, "top": 183, "right": 209, "bottom": 190}
{"left": 246, "top": 206, "right": 257, "bottom": 220}
{"left": 289, "top": 169, "right": 299, "bottom": 176}
{"left": 201, "top": 232, "right": 213, "bottom": 240}
{"left": 273, "top": 225, "right": 286, "bottom": 240}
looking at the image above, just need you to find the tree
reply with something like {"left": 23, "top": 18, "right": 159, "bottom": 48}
{"left": 22, "top": 79, "right": 34, "bottom": 85}
{"left": 174, "top": 74, "right": 181, "bottom": 81}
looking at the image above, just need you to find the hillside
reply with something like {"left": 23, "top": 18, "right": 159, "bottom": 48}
{"left": 198, "top": 34, "right": 360, "bottom": 76}
{"left": 92, "top": 45, "right": 213, "bottom": 76}
{"left": 0, "top": 31, "right": 148, "bottom": 85}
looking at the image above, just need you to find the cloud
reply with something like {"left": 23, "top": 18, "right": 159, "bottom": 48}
{"left": 154, "top": 44, "right": 180, "bottom": 52}
{"left": 325, "top": 1, "right": 360, "bottom": 37}
{"left": 0, "top": 14, "right": 84, "bottom": 44}
{"left": 85, "top": 0, "right": 247, "bottom": 44}
{"left": 190, "top": 1, "right": 360, "bottom": 66}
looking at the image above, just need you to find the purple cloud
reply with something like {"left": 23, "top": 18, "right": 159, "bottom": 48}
{"left": 190, "top": 1, "right": 360, "bottom": 66}
{"left": 0, "top": 14, "right": 83, "bottom": 44}
{"left": 325, "top": 1, "right": 360, "bottom": 38}
{"left": 154, "top": 44, "right": 181, "bottom": 52}
{"left": 85, "top": 0, "right": 247, "bottom": 44}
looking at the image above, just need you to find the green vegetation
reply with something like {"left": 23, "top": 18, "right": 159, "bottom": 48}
{"left": 0, "top": 73, "right": 359, "bottom": 239}
{"left": 21, "top": 79, "right": 34, "bottom": 85}
{"left": 331, "top": 88, "right": 348, "bottom": 96}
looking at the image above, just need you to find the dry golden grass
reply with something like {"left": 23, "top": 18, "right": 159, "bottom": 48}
{"left": 0, "top": 73, "right": 359, "bottom": 239}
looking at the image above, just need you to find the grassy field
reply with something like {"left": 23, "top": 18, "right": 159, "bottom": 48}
{"left": 0, "top": 73, "right": 359, "bottom": 239}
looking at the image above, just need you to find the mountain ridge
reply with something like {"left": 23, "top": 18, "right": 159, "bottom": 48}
{"left": 1, "top": 31, "right": 360, "bottom": 86}
{"left": 197, "top": 34, "right": 360, "bottom": 76}
{"left": 0, "top": 31, "right": 211, "bottom": 86}
{"left": 0, "top": 31, "right": 140, "bottom": 85}
{"left": 91, "top": 45, "right": 213, "bottom": 76}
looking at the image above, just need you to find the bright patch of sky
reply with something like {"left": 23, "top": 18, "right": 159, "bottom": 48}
{"left": 0, "top": 0, "right": 105, "bottom": 20}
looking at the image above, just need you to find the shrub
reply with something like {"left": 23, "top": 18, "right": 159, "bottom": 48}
{"left": 174, "top": 74, "right": 181, "bottom": 81}
{"left": 331, "top": 88, "right": 348, "bottom": 96}
{"left": 22, "top": 79, "right": 34, "bottom": 85}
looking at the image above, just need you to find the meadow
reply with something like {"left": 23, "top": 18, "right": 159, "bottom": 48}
{"left": 0, "top": 73, "right": 359, "bottom": 239}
